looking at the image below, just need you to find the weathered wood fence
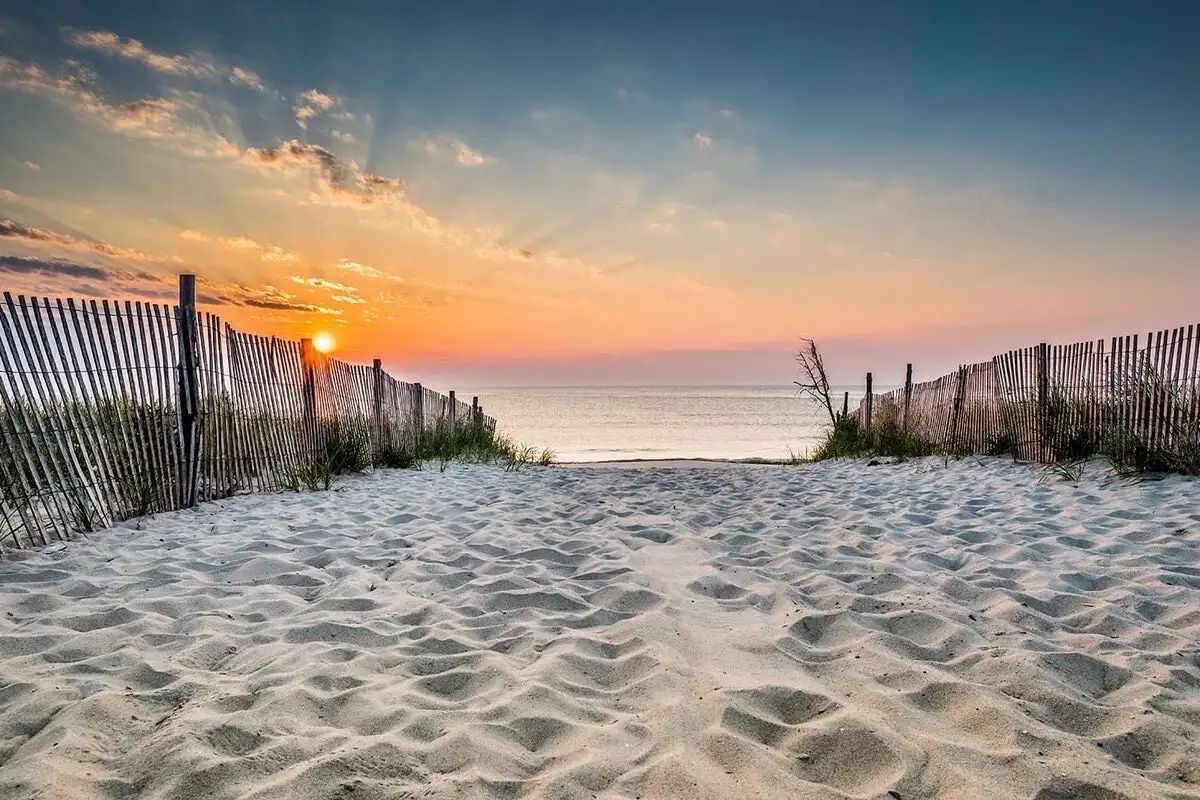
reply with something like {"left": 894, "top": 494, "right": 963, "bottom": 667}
{"left": 0, "top": 275, "right": 496, "bottom": 549}
{"left": 854, "top": 323, "right": 1200, "bottom": 462}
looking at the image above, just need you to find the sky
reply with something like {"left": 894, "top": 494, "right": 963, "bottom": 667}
{"left": 1, "top": 0, "right": 1198, "bottom": 386}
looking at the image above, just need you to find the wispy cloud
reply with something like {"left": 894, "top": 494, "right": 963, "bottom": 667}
{"left": 693, "top": 132, "right": 713, "bottom": 149}
{"left": 228, "top": 66, "right": 265, "bottom": 92}
{"left": 420, "top": 134, "right": 491, "bottom": 166}
{"left": 334, "top": 258, "right": 403, "bottom": 282}
{"left": 67, "top": 29, "right": 217, "bottom": 78}
{"left": 244, "top": 141, "right": 582, "bottom": 271}
{"left": 243, "top": 139, "right": 348, "bottom": 181}
{"left": 179, "top": 228, "right": 298, "bottom": 262}
{"left": 65, "top": 28, "right": 268, "bottom": 92}
{"left": 294, "top": 88, "right": 340, "bottom": 129}
{"left": 0, "top": 56, "right": 239, "bottom": 157}
{"left": 230, "top": 284, "right": 342, "bottom": 315}
{"left": 0, "top": 254, "right": 109, "bottom": 280}
{"left": 243, "top": 139, "right": 448, "bottom": 233}
{"left": 454, "top": 141, "right": 488, "bottom": 166}
{"left": 289, "top": 275, "right": 357, "bottom": 293}
{"left": 2, "top": 216, "right": 158, "bottom": 262}
{"left": 22, "top": 161, "right": 40, "bottom": 171}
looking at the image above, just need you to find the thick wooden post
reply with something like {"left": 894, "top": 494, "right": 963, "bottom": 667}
{"left": 177, "top": 274, "right": 200, "bottom": 507}
{"left": 864, "top": 372, "right": 873, "bottom": 434}
{"left": 299, "top": 338, "right": 317, "bottom": 457}
{"left": 842, "top": 391, "right": 849, "bottom": 419}
{"left": 472, "top": 396, "right": 480, "bottom": 429}
{"left": 448, "top": 389, "right": 457, "bottom": 432}
{"left": 372, "top": 358, "right": 384, "bottom": 453}
{"left": 902, "top": 363, "right": 913, "bottom": 433}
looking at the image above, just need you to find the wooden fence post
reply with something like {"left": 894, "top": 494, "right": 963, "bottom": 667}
{"left": 299, "top": 338, "right": 317, "bottom": 457}
{"left": 949, "top": 365, "right": 968, "bottom": 449}
{"left": 413, "top": 382, "right": 425, "bottom": 445}
{"left": 372, "top": 358, "right": 383, "bottom": 453}
{"left": 842, "top": 391, "right": 849, "bottom": 419}
{"left": 865, "top": 372, "right": 874, "bottom": 434}
{"left": 472, "top": 396, "right": 480, "bottom": 429}
{"left": 1036, "top": 342, "right": 1049, "bottom": 458}
{"left": 902, "top": 363, "right": 913, "bottom": 433}
{"left": 177, "top": 275, "right": 200, "bottom": 508}
{"left": 448, "top": 389, "right": 457, "bottom": 432}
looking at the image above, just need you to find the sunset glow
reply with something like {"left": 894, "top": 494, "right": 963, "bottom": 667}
{"left": 1, "top": 2, "right": 1197, "bottom": 386}
{"left": 312, "top": 332, "right": 336, "bottom": 355}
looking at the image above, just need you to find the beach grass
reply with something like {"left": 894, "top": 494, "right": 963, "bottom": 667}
{"left": 810, "top": 413, "right": 938, "bottom": 462}
{"left": 808, "top": 394, "right": 1200, "bottom": 478}
{"left": 0, "top": 395, "right": 549, "bottom": 545}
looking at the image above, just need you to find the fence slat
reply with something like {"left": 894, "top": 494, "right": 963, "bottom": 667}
{"left": 44, "top": 298, "right": 121, "bottom": 528}
{"left": 0, "top": 294, "right": 62, "bottom": 544}
{"left": 35, "top": 297, "right": 114, "bottom": 526}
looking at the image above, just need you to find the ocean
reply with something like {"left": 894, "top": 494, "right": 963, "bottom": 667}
{"left": 457, "top": 386, "right": 868, "bottom": 463}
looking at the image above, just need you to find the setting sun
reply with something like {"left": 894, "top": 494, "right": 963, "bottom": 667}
{"left": 312, "top": 332, "right": 335, "bottom": 354}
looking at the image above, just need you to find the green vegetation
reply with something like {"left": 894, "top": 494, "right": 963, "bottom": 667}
{"left": 806, "top": 396, "right": 1200, "bottom": 476}
{"left": 1, "top": 397, "right": 181, "bottom": 543}
{"left": 1041, "top": 459, "right": 1087, "bottom": 485}
{"left": 795, "top": 338, "right": 1200, "bottom": 477}
{"left": 377, "top": 423, "right": 555, "bottom": 474}
{"left": 809, "top": 413, "right": 938, "bottom": 462}
{"left": 984, "top": 432, "right": 1017, "bottom": 457}
{"left": 1, "top": 393, "right": 549, "bottom": 547}
{"left": 1101, "top": 427, "right": 1200, "bottom": 479}
{"left": 1026, "top": 383, "right": 1200, "bottom": 478}
{"left": 278, "top": 417, "right": 556, "bottom": 491}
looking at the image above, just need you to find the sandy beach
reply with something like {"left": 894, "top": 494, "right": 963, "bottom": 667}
{"left": 1, "top": 458, "right": 1198, "bottom": 799}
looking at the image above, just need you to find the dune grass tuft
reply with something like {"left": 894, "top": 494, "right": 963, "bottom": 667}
{"left": 366, "top": 423, "right": 555, "bottom": 476}
{"left": 810, "top": 414, "right": 938, "bottom": 462}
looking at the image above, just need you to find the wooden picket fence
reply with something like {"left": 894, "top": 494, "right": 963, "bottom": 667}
{"left": 854, "top": 323, "right": 1200, "bottom": 462}
{"left": 0, "top": 275, "right": 496, "bottom": 549}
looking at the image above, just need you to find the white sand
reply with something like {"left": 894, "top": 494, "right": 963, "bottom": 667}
{"left": 1, "top": 458, "right": 1198, "bottom": 800}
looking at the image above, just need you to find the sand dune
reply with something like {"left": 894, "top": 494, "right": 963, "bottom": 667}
{"left": 1, "top": 457, "right": 1198, "bottom": 799}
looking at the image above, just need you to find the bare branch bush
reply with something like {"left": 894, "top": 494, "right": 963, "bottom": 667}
{"left": 795, "top": 338, "right": 837, "bottom": 426}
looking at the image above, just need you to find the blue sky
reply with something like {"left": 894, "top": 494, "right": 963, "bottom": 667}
{"left": 1, "top": 0, "right": 1197, "bottom": 384}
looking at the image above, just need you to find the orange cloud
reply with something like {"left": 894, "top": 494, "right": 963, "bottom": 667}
{"left": 289, "top": 276, "right": 358, "bottom": 293}
{"left": 179, "top": 229, "right": 298, "bottom": 262}
{"left": 2, "top": 217, "right": 158, "bottom": 262}
{"left": 294, "top": 89, "right": 340, "bottom": 129}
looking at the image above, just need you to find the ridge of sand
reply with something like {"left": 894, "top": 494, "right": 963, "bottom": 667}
{"left": 1, "top": 457, "right": 1198, "bottom": 799}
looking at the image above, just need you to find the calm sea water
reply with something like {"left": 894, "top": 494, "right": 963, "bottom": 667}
{"left": 457, "top": 386, "right": 868, "bottom": 463}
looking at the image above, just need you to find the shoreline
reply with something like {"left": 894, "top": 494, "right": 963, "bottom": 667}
{"left": 558, "top": 456, "right": 797, "bottom": 467}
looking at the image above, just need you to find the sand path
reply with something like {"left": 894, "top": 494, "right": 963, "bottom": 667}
{"left": 1, "top": 458, "right": 1198, "bottom": 799}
